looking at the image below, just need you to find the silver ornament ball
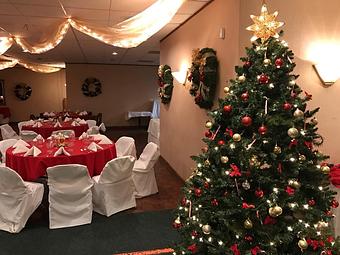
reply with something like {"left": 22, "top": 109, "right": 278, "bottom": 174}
{"left": 202, "top": 224, "right": 211, "bottom": 234}
{"left": 287, "top": 127, "right": 299, "bottom": 138}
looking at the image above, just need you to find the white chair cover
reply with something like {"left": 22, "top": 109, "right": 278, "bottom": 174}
{"left": 0, "top": 124, "right": 20, "bottom": 140}
{"left": 151, "top": 99, "right": 160, "bottom": 119}
{"left": 18, "top": 121, "right": 28, "bottom": 132}
{"left": 0, "top": 138, "right": 18, "bottom": 163}
{"left": 132, "top": 142, "right": 160, "bottom": 198}
{"left": 20, "top": 130, "right": 38, "bottom": 141}
{"left": 86, "top": 120, "right": 97, "bottom": 128}
{"left": 147, "top": 118, "right": 160, "bottom": 146}
{"left": 0, "top": 166, "right": 44, "bottom": 233}
{"left": 115, "top": 136, "right": 137, "bottom": 159}
{"left": 86, "top": 126, "right": 100, "bottom": 135}
{"left": 47, "top": 164, "right": 94, "bottom": 229}
{"left": 51, "top": 129, "right": 75, "bottom": 137}
{"left": 92, "top": 156, "right": 136, "bottom": 217}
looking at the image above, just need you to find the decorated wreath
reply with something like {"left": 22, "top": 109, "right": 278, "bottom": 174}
{"left": 188, "top": 48, "right": 218, "bottom": 109}
{"left": 82, "top": 77, "right": 102, "bottom": 97}
{"left": 14, "top": 83, "right": 32, "bottom": 101}
{"left": 157, "top": 64, "right": 173, "bottom": 104}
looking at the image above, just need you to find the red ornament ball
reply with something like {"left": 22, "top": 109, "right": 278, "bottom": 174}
{"left": 194, "top": 188, "right": 202, "bottom": 197}
{"left": 172, "top": 220, "right": 182, "bottom": 229}
{"left": 258, "top": 125, "right": 268, "bottom": 135}
{"left": 243, "top": 61, "right": 252, "bottom": 68}
{"left": 259, "top": 74, "right": 269, "bottom": 84}
{"left": 187, "top": 244, "right": 198, "bottom": 253}
{"left": 223, "top": 105, "right": 232, "bottom": 113}
{"left": 181, "top": 197, "right": 187, "bottom": 206}
{"left": 308, "top": 199, "right": 316, "bottom": 206}
{"left": 255, "top": 189, "right": 264, "bottom": 198}
{"left": 283, "top": 102, "right": 292, "bottom": 111}
{"left": 331, "top": 199, "right": 339, "bottom": 208}
{"left": 241, "top": 116, "right": 252, "bottom": 127}
{"left": 191, "top": 230, "right": 198, "bottom": 237}
{"left": 205, "top": 131, "right": 212, "bottom": 138}
{"left": 204, "top": 182, "right": 210, "bottom": 189}
{"left": 241, "top": 92, "right": 249, "bottom": 102}
{"left": 218, "top": 140, "right": 225, "bottom": 146}
{"left": 211, "top": 198, "right": 219, "bottom": 206}
{"left": 275, "top": 58, "right": 284, "bottom": 67}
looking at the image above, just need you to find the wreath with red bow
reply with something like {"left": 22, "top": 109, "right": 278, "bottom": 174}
{"left": 158, "top": 65, "right": 173, "bottom": 104}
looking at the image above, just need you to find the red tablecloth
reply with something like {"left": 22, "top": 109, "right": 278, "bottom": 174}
{"left": 6, "top": 139, "right": 116, "bottom": 181}
{"left": 0, "top": 107, "right": 10, "bottom": 118}
{"left": 22, "top": 121, "right": 88, "bottom": 138}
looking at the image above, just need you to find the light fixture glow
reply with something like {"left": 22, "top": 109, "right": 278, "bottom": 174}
{"left": 313, "top": 64, "right": 339, "bottom": 87}
{"left": 112, "top": 52, "right": 118, "bottom": 55}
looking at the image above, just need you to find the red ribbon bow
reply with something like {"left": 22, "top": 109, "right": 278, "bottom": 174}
{"left": 230, "top": 244, "right": 240, "bottom": 255}
{"left": 225, "top": 128, "right": 233, "bottom": 137}
{"left": 251, "top": 246, "right": 261, "bottom": 255}
{"left": 289, "top": 139, "right": 298, "bottom": 148}
{"left": 304, "top": 141, "right": 313, "bottom": 150}
{"left": 242, "top": 202, "right": 255, "bottom": 209}
{"left": 230, "top": 164, "right": 241, "bottom": 177}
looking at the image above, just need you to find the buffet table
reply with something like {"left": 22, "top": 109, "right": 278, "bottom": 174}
{"left": 6, "top": 139, "right": 116, "bottom": 181}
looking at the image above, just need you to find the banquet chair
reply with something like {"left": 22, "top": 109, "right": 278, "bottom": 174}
{"left": 0, "top": 124, "right": 20, "bottom": 140}
{"left": 115, "top": 136, "right": 137, "bottom": 159}
{"left": 132, "top": 142, "right": 160, "bottom": 198}
{"left": 0, "top": 138, "right": 18, "bottom": 164}
{"left": 51, "top": 129, "right": 75, "bottom": 137}
{"left": 86, "top": 123, "right": 106, "bottom": 135}
{"left": 86, "top": 119, "right": 97, "bottom": 128}
{"left": 92, "top": 156, "right": 136, "bottom": 217}
{"left": 0, "top": 166, "right": 44, "bottom": 233}
{"left": 47, "top": 164, "right": 94, "bottom": 229}
{"left": 20, "top": 130, "right": 38, "bottom": 141}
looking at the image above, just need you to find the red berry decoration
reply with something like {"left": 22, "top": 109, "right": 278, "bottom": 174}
{"left": 204, "top": 182, "right": 210, "bottom": 189}
{"left": 187, "top": 244, "right": 198, "bottom": 253}
{"left": 258, "top": 125, "right": 267, "bottom": 135}
{"left": 259, "top": 74, "right": 269, "bottom": 84}
{"left": 181, "top": 197, "right": 187, "bottom": 206}
{"left": 308, "top": 199, "right": 316, "bottom": 206}
{"left": 283, "top": 102, "right": 292, "bottom": 111}
{"left": 275, "top": 58, "right": 284, "bottom": 68}
{"left": 172, "top": 219, "right": 182, "bottom": 229}
{"left": 255, "top": 189, "right": 264, "bottom": 198}
{"left": 223, "top": 105, "right": 232, "bottom": 113}
{"left": 191, "top": 230, "right": 198, "bottom": 237}
{"left": 218, "top": 140, "right": 225, "bottom": 146}
{"left": 244, "top": 235, "right": 253, "bottom": 242}
{"left": 241, "top": 92, "right": 249, "bottom": 102}
{"left": 331, "top": 199, "right": 339, "bottom": 208}
{"left": 211, "top": 198, "right": 219, "bottom": 206}
{"left": 241, "top": 116, "right": 252, "bottom": 127}
{"left": 243, "top": 61, "right": 252, "bottom": 68}
{"left": 205, "top": 131, "right": 212, "bottom": 138}
{"left": 194, "top": 188, "right": 202, "bottom": 197}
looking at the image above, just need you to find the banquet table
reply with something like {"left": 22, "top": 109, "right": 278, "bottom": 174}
{"left": 6, "top": 139, "right": 116, "bottom": 181}
{"left": 22, "top": 121, "right": 89, "bottom": 138}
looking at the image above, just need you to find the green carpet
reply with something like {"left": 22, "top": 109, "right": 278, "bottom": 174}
{"left": 0, "top": 210, "right": 179, "bottom": 255}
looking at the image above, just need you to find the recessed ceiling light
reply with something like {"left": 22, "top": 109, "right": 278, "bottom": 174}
{"left": 112, "top": 52, "right": 118, "bottom": 55}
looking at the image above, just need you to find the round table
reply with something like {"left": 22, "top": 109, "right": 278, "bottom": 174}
{"left": 6, "top": 139, "right": 116, "bottom": 181}
{"left": 22, "top": 121, "right": 89, "bottom": 138}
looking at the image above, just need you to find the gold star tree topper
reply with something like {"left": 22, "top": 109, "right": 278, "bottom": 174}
{"left": 246, "top": 4, "right": 284, "bottom": 42}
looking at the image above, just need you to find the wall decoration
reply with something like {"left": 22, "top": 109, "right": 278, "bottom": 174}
{"left": 188, "top": 48, "right": 218, "bottom": 109}
{"left": 82, "top": 77, "right": 102, "bottom": 97}
{"left": 14, "top": 83, "right": 32, "bottom": 101}
{"left": 158, "top": 64, "right": 174, "bottom": 104}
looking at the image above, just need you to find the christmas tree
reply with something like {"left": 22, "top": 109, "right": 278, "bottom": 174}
{"left": 173, "top": 3, "right": 340, "bottom": 255}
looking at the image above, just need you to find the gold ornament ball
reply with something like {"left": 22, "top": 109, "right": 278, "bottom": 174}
{"left": 321, "top": 165, "right": 330, "bottom": 174}
{"left": 232, "top": 133, "right": 241, "bottom": 142}
{"left": 244, "top": 218, "right": 253, "bottom": 229}
{"left": 223, "top": 86, "right": 230, "bottom": 93}
{"left": 249, "top": 155, "right": 260, "bottom": 167}
{"left": 202, "top": 224, "right": 211, "bottom": 234}
{"left": 317, "top": 221, "right": 328, "bottom": 229}
{"left": 287, "top": 127, "right": 299, "bottom": 138}
{"left": 273, "top": 145, "right": 281, "bottom": 154}
{"left": 205, "top": 121, "right": 213, "bottom": 129}
{"left": 221, "top": 156, "right": 229, "bottom": 164}
{"left": 293, "top": 109, "right": 304, "bottom": 118}
{"left": 299, "top": 155, "right": 306, "bottom": 161}
{"left": 238, "top": 75, "right": 246, "bottom": 82}
{"left": 204, "top": 160, "right": 211, "bottom": 166}
{"left": 263, "top": 58, "right": 271, "bottom": 65}
{"left": 269, "top": 205, "right": 283, "bottom": 217}
{"left": 298, "top": 239, "right": 308, "bottom": 250}
{"left": 292, "top": 181, "right": 301, "bottom": 189}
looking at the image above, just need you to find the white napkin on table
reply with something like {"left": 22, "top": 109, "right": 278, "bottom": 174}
{"left": 78, "top": 132, "right": 88, "bottom": 140}
{"left": 24, "top": 146, "right": 41, "bottom": 157}
{"left": 90, "top": 134, "right": 102, "bottom": 141}
{"left": 32, "top": 122, "right": 42, "bottom": 127}
{"left": 79, "top": 119, "right": 87, "bottom": 125}
{"left": 49, "top": 112, "right": 56, "bottom": 117}
{"left": 13, "top": 139, "right": 30, "bottom": 148}
{"left": 33, "top": 134, "right": 45, "bottom": 142}
{"left": 87, "top": 142, "right": 103, "bottom": 152}
{"left": 64, "top": 112, "right": 70, "bottom": 116}
{"left": 54, "top": 121, "right": 62, "bottom": 127}
{"left": 71, "top": 121, "right": 80, "bottom": 126}
{"left": 43, "top": 112, "right": 49, "bottom": 116}
{"left": 53, "top": 147, "right": 70, "bottom": 156}
{"left": 27, "top": 120, "right": 35, "bottom": 125}
{"left": 64, "top": 117, "right": 72, "bottom": 122}
{"left": 75, "top": 117, "right": 82, "bottom": 122}
{"left": 79, "top": 111, "right": 88, "bottom": 116}
{"left": 13, "top": 144, "right": 30, "bottom": 154}
{"left": 98, "top": 136, "right": 113, "bottom": 145}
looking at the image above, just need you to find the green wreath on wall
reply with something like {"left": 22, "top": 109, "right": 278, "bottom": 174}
{"left": 158, "top": 64, "right": 174, "bottom": 104}
{"left": 14, "top": 83, "right": 32, "bottom": 101}
{"left": 82, "top": 77, "right": 102, "bottom": 97}
{"left": 188, "top": 48, "right": 218, "bottom": 109}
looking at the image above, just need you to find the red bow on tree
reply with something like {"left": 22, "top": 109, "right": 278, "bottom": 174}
{"left": 263, "top": 216, "right": 277, "bottom": 225}
{"left": 285, "top": 186, "right": 295, "bottom": 196}
{"left": 289, "top": 139, "right": 298, "bottom": 148}
{"left": 225, "top": 128, "right": 233, "bottom": 137}
{"left": 230, "top": 164, "right": 241, "bottom": 177}
{"left": 242, "top": 202, "right": 255, "bottom": 209}
{"left": 230, "top": 244, "right": 240, "bottom": 255}
{"left": 304, "top": 141, "right": 313, "bottom": 150}
{"left": 251, "top": 246, "right": 261, "bottom": 255}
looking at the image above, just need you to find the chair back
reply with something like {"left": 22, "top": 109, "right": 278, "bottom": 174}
{"left": 0, "top": 139, "right": 18, "bottom": 163}
{"left": 86, "top": 120, "right": 97, "bottom": 128}
{"left": 138, "top": 142, "right": 160, "bottom": 170}
{"left": 51, "top": 129, "right": 75, "bottom": 137}
{"left": 18, "top": 121, "right": 28, "bottom": 132}
{"left": 0, "top": 124, "right": 18, "bottom": 139}
{"left": 99, "top": 156, "right": 135, "bottom": 184}
{"left": 0, "top": 166, "right": 27, "bottom": 198}
{"left": 115, "top": 136, "right": 137, "bottom": 158}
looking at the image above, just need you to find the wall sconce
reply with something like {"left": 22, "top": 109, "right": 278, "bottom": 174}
{"left": 313, "top": 64, "right": 339, "bottom": 87}
{"left": 173, "top": 69, "right": 189, "bottom": 85}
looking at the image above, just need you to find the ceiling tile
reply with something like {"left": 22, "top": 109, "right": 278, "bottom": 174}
{"left": 177, "top": 0, "right": 208, "bottom": 14}
{"left": 12, "top": 4, "right": 65, "bottom": 18}
{"left": 60, "top": 0, "right": 110, "bottom": 10}
{"left": 65, "top": 7, "right": 109, "bottom": 20}
{"left": 110, "top": 0, "right": 156, "bottom": 12}
{"left": 170, "top": 14, "right": 191, "bottom": 24}
{"left": 0, "top": 3, "right": 21, "bottom": 15}
{"left": 9, "top": 0, "right": 59, "bottom": 6}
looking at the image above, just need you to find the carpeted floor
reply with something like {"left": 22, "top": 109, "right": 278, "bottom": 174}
{"left": 0, "top": 210, "right": 179, "bottom": 255}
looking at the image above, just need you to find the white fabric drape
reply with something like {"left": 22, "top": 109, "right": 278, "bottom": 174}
{"left": 0, "top": 37, "right": 13, "bottom": 55}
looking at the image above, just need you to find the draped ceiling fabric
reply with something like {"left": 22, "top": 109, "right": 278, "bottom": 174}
{"left": 0, "top": 37, "right": 14, "bottom": 55}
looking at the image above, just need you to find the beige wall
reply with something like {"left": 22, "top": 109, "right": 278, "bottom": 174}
{"left": 239, "top": 0, "right": 340, "bottom": 164}
{"left": 160, "top": 0, "right": 240, "bottom": 180}
{"left": 0, "top": 67, "right": 66, "bottom": 122}
{"left": 66, "top": 64, "right": 158, "bottom": 126}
